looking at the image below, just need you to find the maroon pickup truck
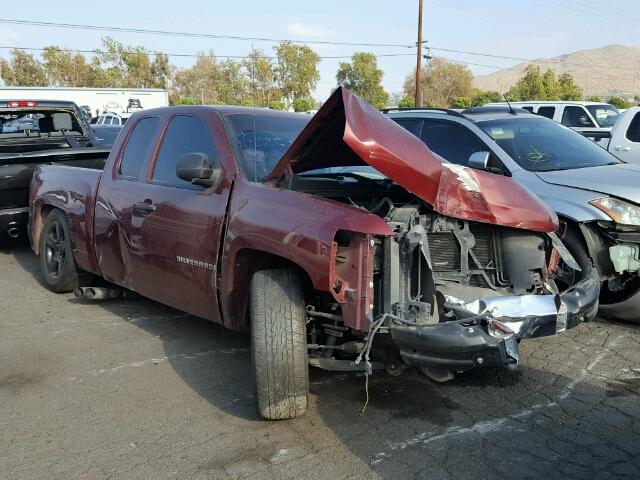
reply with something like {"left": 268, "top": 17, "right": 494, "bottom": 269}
{"left": 29, "top": 87, "right": 599, "bottom": 419}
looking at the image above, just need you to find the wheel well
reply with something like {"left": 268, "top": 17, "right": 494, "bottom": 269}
{"left": 33, "top": 204, "right": 57, "bottom": 255}
{"left": 225, "top": 248, "right": 315, "bottom": 331}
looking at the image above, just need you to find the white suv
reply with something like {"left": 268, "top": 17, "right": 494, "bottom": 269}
{"left": 485, "top": 101, "right": 620, "bottom": 144}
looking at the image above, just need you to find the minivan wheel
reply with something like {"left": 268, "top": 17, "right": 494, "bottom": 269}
{"left": 39, "top": 209, "right": 79, "bottom": 293}
{"left": 250, "top": 268, "right": 308, "bottom": 420}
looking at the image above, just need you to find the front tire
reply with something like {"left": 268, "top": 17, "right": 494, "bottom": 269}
{"left": 250, "top": 268, "right": 308, "bottom": 420}
{"left": 39, "top": 209, "right": 79, "bottom": 293}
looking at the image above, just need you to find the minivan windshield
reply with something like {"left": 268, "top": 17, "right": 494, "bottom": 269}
{"left": 586, "top": 104, "right": 620, "bottom": 127}
{"left": 478, "top": 117, "right": 621, "bottom": 171}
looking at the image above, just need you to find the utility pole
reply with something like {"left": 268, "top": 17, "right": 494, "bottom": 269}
{"left": 415, "top": 0, "right": 424, "bottom": 107}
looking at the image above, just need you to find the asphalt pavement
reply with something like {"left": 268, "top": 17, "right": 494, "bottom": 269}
{"left": 1, "top": 243, "right": 640, "bottom": 479}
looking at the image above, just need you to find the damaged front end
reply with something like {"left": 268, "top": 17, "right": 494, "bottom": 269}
{"left": 271, "top": 87, "right": 599, "bottom": 379}
{"left": 377, "top": 207, "right": 599, "bottom": 380}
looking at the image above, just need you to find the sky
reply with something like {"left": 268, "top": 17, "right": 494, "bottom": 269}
{"left": 1, "top": 0, "right": 640, "bottom": 101}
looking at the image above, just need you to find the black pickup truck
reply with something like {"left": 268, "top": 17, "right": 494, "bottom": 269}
{"left": 0, "top": 100, "right": 110, "bottom": 240}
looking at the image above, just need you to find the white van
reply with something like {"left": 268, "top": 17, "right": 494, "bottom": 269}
{"left": 485, "top": 101, "right": 620, "bottom": 144}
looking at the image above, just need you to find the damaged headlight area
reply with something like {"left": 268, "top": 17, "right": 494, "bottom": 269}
{"left": 590, "top": 196, "right": 640, "bottom": 227}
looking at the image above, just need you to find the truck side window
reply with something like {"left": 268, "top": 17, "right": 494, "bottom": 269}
{"left": 152, "top": 115, "right": 219, "bottom": 188}
{"left": 626, "top": 113, "right": 640, "bottom": 143}
{"left": 119, "top": 117, "right": 161, "bottom": 179}
{"left": 419, "top": 120, "right": 488, "bottom": 166}
{"left": 537, "top": 106, "right": 555, "bottom": 119}
{"left": 561, "top": 106, "right": 594, "bottom": 127}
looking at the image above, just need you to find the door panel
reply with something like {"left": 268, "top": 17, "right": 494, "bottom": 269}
{"left": 127, "top": 114, "right": 229, "bottom": 322}
{"left": 94, "top": 116, "right": 162, "bottom": 287}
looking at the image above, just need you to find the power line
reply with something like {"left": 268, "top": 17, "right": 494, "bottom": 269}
{"left": 537, "top": 0, "right": 640, "bottom": 28}
{"left": 0, "top": 18, "right": 413, "bottom": 49}
{"left": 0, "top": 45, "right": 415, "bottom": 60}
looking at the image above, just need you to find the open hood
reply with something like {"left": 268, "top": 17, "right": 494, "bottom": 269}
{"left": 268, "top": 87, "right": 558, "bottom": 233}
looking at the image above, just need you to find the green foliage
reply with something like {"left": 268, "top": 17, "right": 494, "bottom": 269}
{"left": 471, "top": 89, "right": 502, "bottom": 106}
{"left": 0, "top": 38, "right": 326, "bottom": 108}
{"left": 268, "top": 100, "right": 286, "bottom": 110}
{"left": 292, "top": 97, "right": 315, "bottom": 112}
{"left": 0, "top": 49, "right": 48, "bottom": 86}
{"left": 336, "top": 52, "right": 389, "bottom": 108}
{"left": 398, "top": 96, "right": 415, "bottom": 108}
{"left": 451, "top": 96, "right": 472, "bottom": 108}
{"left": 244, "top": 48, "right": 282, "bottom": 107}
{"left": 506, "top": 66, "right": 582, "bottom": 101}
{"left": 608, "top": 96, "right": 633, "bottom": 109}
{"left": 588, "top": 95, "right": 603, "bottom": 102}
{"left": 403, "top": 58, "right": 473, "bottom": 107}
{"left": 171, "top": 96, "right": 199, "bottom": 106}
{"left": 274, "top": 41, "right": 320, "bottom": 109}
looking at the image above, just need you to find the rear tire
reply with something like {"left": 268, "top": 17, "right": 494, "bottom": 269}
{"left": 250, "top": 268, "right": 308, "bottom": 420}
{"left": 39, "top": 209, "right": 79, "bottom": 293}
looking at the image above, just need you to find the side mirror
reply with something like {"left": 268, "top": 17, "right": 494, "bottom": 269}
{"left": 468, "top": 151, "right": 491, "bottom": 171}
{"left": 579, "top": 116, "right": 591, "bottom": 127}
{"left": 176, "top": 152, "right": 221, "bottom": 188}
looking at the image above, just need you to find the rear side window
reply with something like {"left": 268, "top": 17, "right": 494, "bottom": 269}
{"left": 561, "top": 106, "right": 594, "bottom": 127}
{"left": 119, "top": 117, "right": 161, "bottom": 178}
{"left": 626, "top": 113, "right": 640, "bottom": 143}
{"left": 537, "top": 106, "right": 555, "bottom": 119}
{"left": 419, "top": 120, "right": 488, "bottom": 166}
{"left": 152, "top": 115, "right": 219, "bottom": 188}
{"left": 522, "top": 106, "right": 534, "bottom": 112}
{"left": 392, "top": 118, "right": 422, "bottom": 137}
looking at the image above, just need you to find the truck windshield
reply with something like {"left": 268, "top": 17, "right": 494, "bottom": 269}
{"left": 478, "top": 117, "right": 621, "bottom": 171}
{"left": 224, "top": 112, "right": 309, "bottom": 182}
{"left": 586, "top": 104, "right": 620, "bottom": 127}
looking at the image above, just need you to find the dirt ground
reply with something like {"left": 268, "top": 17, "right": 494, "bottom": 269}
{"left": 2, "top": 243, "right": 640, "bottom": 479}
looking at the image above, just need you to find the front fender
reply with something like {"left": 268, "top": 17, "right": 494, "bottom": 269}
{"left": 219, "top": 180, "right": 393, "bottom": 331}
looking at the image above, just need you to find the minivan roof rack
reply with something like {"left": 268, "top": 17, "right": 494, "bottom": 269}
{"left": 380, "top": 107, "right": 465, "bottom": 118}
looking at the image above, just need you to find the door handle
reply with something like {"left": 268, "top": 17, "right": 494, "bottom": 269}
{"left": 133, "top": 201, "right": 156, "bottom": 213}
{"left": 614, "top": 146, "right": 631, "bottom": 152}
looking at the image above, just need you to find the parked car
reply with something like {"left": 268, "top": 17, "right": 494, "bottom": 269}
{"left": 29, "top": 88, "right": 598, "bottom": 419}
{"left": 0, "top": 100, "right": 111, "bottom": 240}
{"left": 486, "top": 101, "right": 620, "bottom": 145}
{"left": 96, "top": 112, "right": 131, "bottom": 126}
{"left": 385, "top": 105, "right": 640, "bottom": 321}
{"left": 604, "top": 105, "right": 640, "bottom": 163}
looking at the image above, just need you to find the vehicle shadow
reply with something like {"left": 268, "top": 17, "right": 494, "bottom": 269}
{"left": 9, "top": 245, "right": 640, "bottom": 477}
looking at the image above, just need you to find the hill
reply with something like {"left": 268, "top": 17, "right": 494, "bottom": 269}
{"left": 473, "top": 44, "right": 640, "bottom": 98}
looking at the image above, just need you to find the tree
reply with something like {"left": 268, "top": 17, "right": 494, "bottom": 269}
{"left": 244, "top": 48, "right": 281, "bottom": 107}
{"left": 588, "top": 95, "right": 603, "bottom": 102}
{"left": 471, "top": 89, "right": 502, "bottom": 106}
{"left": 557, "top": 73, "right": 582, "bottom": 100}
{"left": 608, "top": 96, "right": 633, "bottom": 109}
{"left": 42, "top": 47, "right": 98, "bottom": 87}
{"left": 173, "top": 52, "right": 250, "bottom": 105}
{"left": 336, "top": 52, "right": 389, "bottom": 108}
{"left": 451, "top": 97, "right": 472, "bottom": 108}
{"left": 94, "top": 37, "right": 171, "bottom": 89}
{"left": 0, "top": 49, "right": 48, "bottom": 86}
{"left": 274, "top": 41, "right": 320, "bottom": 108}
{"left": 403, "top": 58, "right": 473, "bottom": 107}
{"left": 398, "top": 96, "right": 415, "bottom": 108}
{"left": 506, "top": 66, "right": 582, "bottom": 101}
{"left": 292, "top": 97, "right": 315, "bottom": 112}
